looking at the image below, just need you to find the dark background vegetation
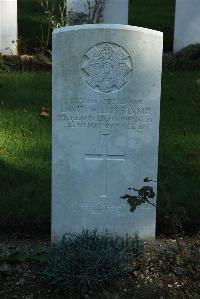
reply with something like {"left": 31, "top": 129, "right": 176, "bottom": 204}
{"left": 17, "top": 0, "right": 176, "bottom": 53}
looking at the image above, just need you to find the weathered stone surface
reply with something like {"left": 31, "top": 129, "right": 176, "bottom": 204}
{"left": 0, "top": 0, "right": 18, "bottom": 55}
{"left": 174, "top": 0, "right": 200, "bottom": 52}
{"left": 52, "top": 24, "right": 163, "bottom": 242}
{"left": 103, "top": 0, "right": 129, "bottom": 24}
{"left": 67, "top": 0, "right": 129, "bottom": 24}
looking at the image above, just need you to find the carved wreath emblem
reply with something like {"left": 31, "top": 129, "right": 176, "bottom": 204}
{"left": 81, "top": 43, "right": 133, "bottom": 93}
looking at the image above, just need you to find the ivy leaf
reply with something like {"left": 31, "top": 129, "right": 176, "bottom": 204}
{"left": 130, "top": 206, "right": 137, "bottom": 213}
{"left": 121, "top": 184, "right": 156, "bottom": 212}
{"left": 121, "top": 195, "right": 142, "bottom": 213}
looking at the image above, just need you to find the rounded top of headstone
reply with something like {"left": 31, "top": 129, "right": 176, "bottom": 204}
{"left": 53, "top": 24, "right": 163, "bottom": 37}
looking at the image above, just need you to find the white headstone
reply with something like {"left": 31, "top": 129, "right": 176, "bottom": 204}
{"left": 67, "top": 0, "right": 129, "bottom": 24}
{"left": 0, "top": 0, "right": 18, "bottom": 55}
{"left": 52, "top": 24, "right": 163, "bottom": 243}
{"left": 174, "top": 0, "right": 200, "bottom": 52}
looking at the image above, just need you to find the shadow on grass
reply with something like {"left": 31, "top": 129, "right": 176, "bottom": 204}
{"left": 157, "top": 71, "right": 200, "bottom": 235}
{"left": 0, "top": 159, "right": 50, "bottom": 234}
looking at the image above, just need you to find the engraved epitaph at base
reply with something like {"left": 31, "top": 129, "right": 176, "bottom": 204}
{"left": 52, "top": 24, "right": 163, "bottom": 243}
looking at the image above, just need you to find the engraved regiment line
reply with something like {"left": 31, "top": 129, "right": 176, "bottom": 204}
{"left": 85, "top": 133, "right": 125, "bottom": 199}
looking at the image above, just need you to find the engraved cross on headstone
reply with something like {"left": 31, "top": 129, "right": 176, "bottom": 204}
{"left": 85, "top": 133, "right": 125, "bottom": 198}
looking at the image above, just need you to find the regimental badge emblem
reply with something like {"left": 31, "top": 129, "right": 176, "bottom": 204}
{"left": 81, "top": 43, "right": 133, "bottom": 93}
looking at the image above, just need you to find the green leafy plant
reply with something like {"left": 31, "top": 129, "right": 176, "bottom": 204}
{"left": 39, "top": 0, "right": 105, "bottom": 53}
{"left": 121, "top": 178, "right": 156, "bottom": 212}
{"left": 41, "top": 230, "right": 143, "bottom": 297}
{"left": 39, "top": 0, "right": 67, "bottom": 53}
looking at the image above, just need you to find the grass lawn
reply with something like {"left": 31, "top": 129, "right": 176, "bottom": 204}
{"left": 158, "top": 71, "right": 200, "bottom": 231}
{"left": 18, "top": 0, "right": 175, "bottom": 53}
{"left": 0, "top": 73, "right": 51, "bottom": 229}
{"left": 0, "top": 71, "right": 199, "bottom": 231}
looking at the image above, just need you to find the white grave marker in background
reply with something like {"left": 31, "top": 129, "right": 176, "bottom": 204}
{"left": 174, "top": 0, "right": 200, "bottom": 52}
{"left": 0, "top": 0, "right": 18, "bottom": 55}
{"left": 52, "top": 24, "right": 163, "bottom": 243}
{"left": 67, "top": 0, "right": 129, "bottom": 24}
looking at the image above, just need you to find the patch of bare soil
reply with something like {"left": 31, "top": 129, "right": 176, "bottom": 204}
{"left": 0, "top": 236, "right": 199, "bottom": 299}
